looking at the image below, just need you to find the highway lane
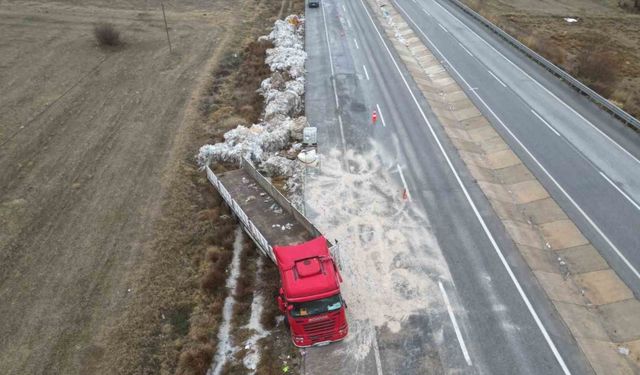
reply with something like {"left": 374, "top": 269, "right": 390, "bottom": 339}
{"left": 395, "top": 0, "right": 640, "bottom": 294}
{"left": 304, "top": 0, "right": 592, "bottom": 373}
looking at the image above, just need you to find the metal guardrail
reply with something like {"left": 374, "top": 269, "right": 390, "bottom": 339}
{"left": 445, "top": 0, "right": 640, "bottom": 132}
{"left": 207, "top": 159, "right": 340, "bottom": 265}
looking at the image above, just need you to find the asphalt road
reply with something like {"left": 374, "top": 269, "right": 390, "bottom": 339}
{"left": 395, "top": 0, "right": 640, "bottom": 296}
{"left": 304, "top": 0, "right": 595, "bottom": 373}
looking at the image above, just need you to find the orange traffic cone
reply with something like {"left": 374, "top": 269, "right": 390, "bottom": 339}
{"left": 402, "top": 189, "right": 408, "bottom": 201}
{"left": 372, "top": 111, "right": 378, "bottom": 125}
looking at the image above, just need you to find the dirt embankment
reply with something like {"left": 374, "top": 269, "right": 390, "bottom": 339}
{"left": 463, "top": 0, "right": 640, "bottom": 118}
{"left": 0, "top": 0, "right": 292, "bottom": 374}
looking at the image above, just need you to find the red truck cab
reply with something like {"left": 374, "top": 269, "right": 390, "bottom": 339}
{"left": 274, "top": 236, "right": 348, "bottom": 347}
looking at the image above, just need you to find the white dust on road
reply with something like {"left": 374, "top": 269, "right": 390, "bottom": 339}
{"left": 305, "top": 146, "right": 452, "bottom": 360}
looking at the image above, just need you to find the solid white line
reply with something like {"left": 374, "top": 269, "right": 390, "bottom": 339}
{"left": 438, "top": 23, "right": 448, "bottom": 33}
{"left": 401, "top": 1, "right": 640, "bottom": 286}
{"left": 600, "top": 172, "right": 640, "bottom": 211}
{"left": 458, "top": 42, "right": 474, "bottom": 57}
{"left": 423, "top": 8, "right": 431, "bottom": 16}
{"left": 376, "top": 104, "right": 387, "bottom": 127}
{"left": 431, "top": 0, "right": 640, "bottom": 167}
{"left": 354, "top": 38, "right": 359, "bottom": 49}
{"left": 397, "top": 164, "right": 412, "bottom": 201}
{"left": 439, "top": 281, "right": 472, "bottom": 366}
{"left": 372, "top": 332, "right": 384, "bottom": 375}
{"left": 363, "top": 64, "right": 370, "bottom": 80}
{"left": 401, "top": 0, "right": 640, "bottom": 283}
{"left": 487, "top": 70, "right": 507, "bottom": 87}
{"left": 384, "top": 2, "right": 572, "bottom": 373}
{"left": 531, "top": 110, "right": 560, "bottom": 136}
{"left": 321, "top": 1, "right": 347, "bottom": 153}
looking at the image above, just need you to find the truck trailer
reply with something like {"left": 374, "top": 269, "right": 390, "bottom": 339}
{"left": 205, "top": 158, "right": 348, "bottom": 347}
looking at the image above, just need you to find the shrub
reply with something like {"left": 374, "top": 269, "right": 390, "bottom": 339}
{"left": 175, "top": 343, "right": 214, "bottom": 375}
{"left": 94, "top": 23, "right": 121, "bottom": 47}
{"left": 575, "top": 50, "right": 620, "bottom": 97}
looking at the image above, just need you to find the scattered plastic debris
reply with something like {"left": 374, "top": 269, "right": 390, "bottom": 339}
{"left": 618, "top": 346, "right": 630, "bottom": 356}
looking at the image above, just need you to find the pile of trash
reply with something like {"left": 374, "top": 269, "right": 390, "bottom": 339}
{"left": 197, "top": 15, "right": 307, "bottom": 167}
{"left": 197, "top": 15, "right": 308, "bottom": 206}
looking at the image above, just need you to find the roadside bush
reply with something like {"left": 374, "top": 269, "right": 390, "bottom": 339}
{"left": 175, "top": 343, "right": 214, "bottom": 375}
{"left": 524, "top": 35, "right": 566, "bottom": 67}
{"left": 94, "top": 23, "right": 121, "bottom": 47}
{"left": 575, "top": 50, "right": 620, "bottom": 97}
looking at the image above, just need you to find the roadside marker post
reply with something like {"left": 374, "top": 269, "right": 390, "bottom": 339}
{"left": 372, "top": 110, "right": 378, "bottom": 125}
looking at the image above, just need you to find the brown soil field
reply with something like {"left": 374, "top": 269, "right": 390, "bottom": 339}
{"left": 0, "top": 0, "right": 292, "bottom": 374}
{"left": 463, "top": 0, "right": 640, "bottom": 118}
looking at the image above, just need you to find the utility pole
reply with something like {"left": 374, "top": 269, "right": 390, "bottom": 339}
{"left": 161, "top": 2, "right": 172, "bottom": 53}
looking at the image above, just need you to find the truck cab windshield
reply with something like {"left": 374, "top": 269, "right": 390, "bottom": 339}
{"left": 290, "top": 294, "right": 342, "bottom": 317}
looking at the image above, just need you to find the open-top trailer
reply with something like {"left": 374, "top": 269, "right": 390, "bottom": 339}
{"left": 205, "top": 158, "right": 348, "bottom": 347}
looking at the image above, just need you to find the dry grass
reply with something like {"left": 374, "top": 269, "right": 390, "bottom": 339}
{"left": 574, "top": 50, "right": 620, "bottom": 97}
{"left": 176, "top": 343, "right": 215, "bottom": 375}
{"left": 522, "top": 35, "right": 566, "bottom": 67}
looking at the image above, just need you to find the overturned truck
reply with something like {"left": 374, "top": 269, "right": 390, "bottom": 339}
{"left": 206, "top": 159, "right": 348, "bottom": 347}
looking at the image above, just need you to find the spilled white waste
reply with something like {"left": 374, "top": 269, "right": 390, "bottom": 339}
{"left": 305, "top": 146, "right": 452, "bottom": 360}
{"left": 210, "top": 227, "right": 244, "bottom": 375}
{"left": 242, "top": 256, "right": 270, "bottom": 372}
{"left": 197, "top": 15, "right": 308, "bottom": 169}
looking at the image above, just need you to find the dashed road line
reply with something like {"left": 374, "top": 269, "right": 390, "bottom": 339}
{"left": 487, "top": 70, "right": 507, "bottom": 87}
{"left": 457, "top": 42, "right": 473, "bottom": 57}
{"left": 531, "top": 110, "right": 560, "bottom": 136}
{"left": 354, "top": 38, "right": 359, "bottom": 49}
{"left": 396, "top": 164, "right": 411, "bottom": 201}
{"left": 363, "top": 64, "right": 370, "bottom": 80}
{"left": 376, "top": 104, "right": 386, "bottom": 127}
{"left": 600, "top": 172, "right": 640, "bottom": 211}
{"left": 439, "top": 281, "right": 472, "bottom": 366}
{"left": 372, "top": 330, "right": 384, "bottom": 375}
{"left": 438, "top": 23, "right": 448, "bottom": 33}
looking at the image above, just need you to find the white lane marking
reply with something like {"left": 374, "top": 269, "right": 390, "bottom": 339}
{"left": 321, "top": 0, "right": 347, "bottom": 152}
{"left": 385, "top": 3, "right": 573, "bottom": 373}
{"left": 399, "top": 0, "right": 640, "bottom": 288}
{"left": 363, "top": 64, "right": 370, "bottom": 80}
{"left": 438, "top": 23, "right": 448, "bottom": 33}
{"left": 439, "top": 281, "right": 472, "bottom": 366}
{"left": 531, "top": 110, "right": 560, "bottom": 136}
{"left": 354, "top": 38, "right": 359, "bottom": 49}
{"left": 372, "top": 331, "right": 384, "bottom": 375}
{"left": 487, "top": 70, "right": 507, "bottom": 87}
{"left": 346, "top": 18, "right": 352, "bottom": 28}
{"left": 376, "top": 104, "right": 387, "bottom": 127}
{"left": 458, "top": 42, "right": 474, "bottom": 57}
{"left": 423, "top": 8, "right": 431, "bottom": 16}
{"left": 432, "top": 0, "right": 640, "bottom": 167}
{"left": 342, "top": 4, "right": 346, "bottom": 12}
{"left": 600, "top": 172, "right": 640, "bottom": 211}
{"left": 397, "top": 164, "right": 412, "bottom": 201}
